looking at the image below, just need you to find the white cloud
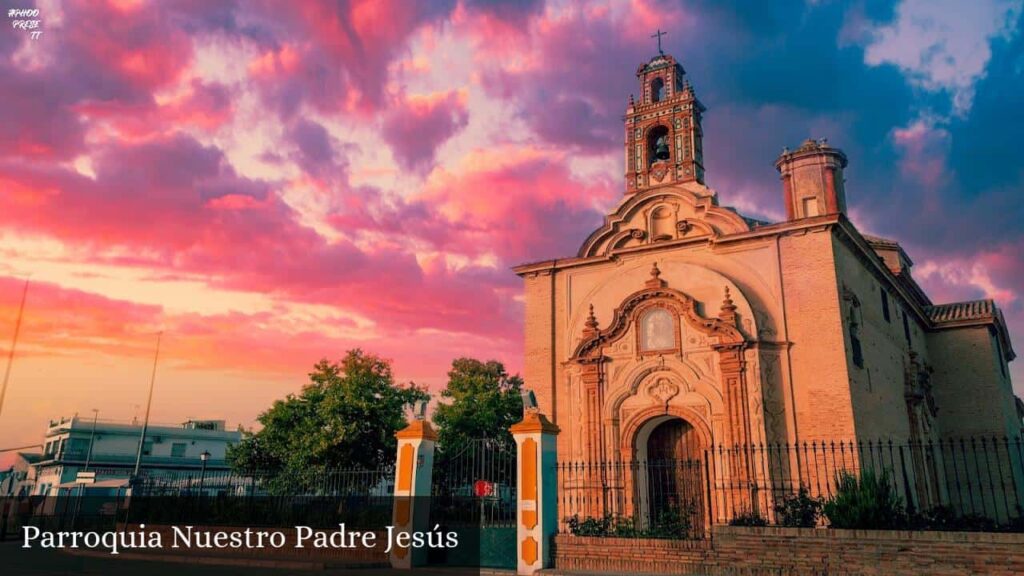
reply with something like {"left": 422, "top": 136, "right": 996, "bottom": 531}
{"left": 861, "top": 0, "right": 1022, "bottom": 115}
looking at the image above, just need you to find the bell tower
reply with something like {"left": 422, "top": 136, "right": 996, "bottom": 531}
{"left": 624, "top": 45, "right": 706, "bottom": 194}
{"left": 774, "top": 139, "right": 848, "bottom": 220}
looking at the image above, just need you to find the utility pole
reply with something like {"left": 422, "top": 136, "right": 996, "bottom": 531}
{"left": 132, "top": 332, "right": 163, "bottom": 478}
{"left": 0, "top": 278, "right": 29, "bottom": 420}
{"left": 84, "top": 409, "right": 99, "bottom": 471}
{"left": 73, "top": 409, "right": 100, "bottom": 529}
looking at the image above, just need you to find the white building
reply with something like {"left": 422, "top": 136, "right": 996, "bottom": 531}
{"left": 31, "top": 416, "right": 241, "bottom": 496}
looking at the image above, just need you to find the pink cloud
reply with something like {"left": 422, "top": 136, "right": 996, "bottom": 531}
{"left": 382, "top": 90, "right": 469, "bottom": 172}
{"left": 419, "top": 147, "right": 616, "bottom": 261}
{"left": 243, "top": 0, "right": 456, "bottom": 116}
{"left": 0, "top": 133, "right": 524, "bottom": 338}
{"left": 0, "top": 277, "right": 164, "bottom": 361}
{"left": 892, "top": 119, "right": 951, "bottom": 189}
{"left": 454, "top": 0, "right": 692, "bottom": 153}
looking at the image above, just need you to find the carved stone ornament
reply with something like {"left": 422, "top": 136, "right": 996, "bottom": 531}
{"left": 650, "top": 161, "right": 670, "bottom": 182}
{"left": 570, "top": 267, "right": 745, "bottom": 362}
{"left": 647, "top": 377, "right": 680, "bottom": 408}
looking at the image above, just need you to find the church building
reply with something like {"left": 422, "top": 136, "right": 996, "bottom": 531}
{"left": 513, "top": 50, "right": 1020, "bottom": 516}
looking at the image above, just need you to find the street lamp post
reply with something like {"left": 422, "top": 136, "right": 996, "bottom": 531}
{"left": 198, "top": 450, "right": 210, "bottom": 495}
{"left": 83, "top": 409, "right": 99, "bottom": 471}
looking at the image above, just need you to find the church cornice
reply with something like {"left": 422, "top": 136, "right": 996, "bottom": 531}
{"left": 576, "top": 186, "right": 751, "bottom": 258}
{"left": 511, "top": 209, "right": 826, "bottom": 277}
{"left": 512, "top": 211, "right": 1015, "bottom": 359}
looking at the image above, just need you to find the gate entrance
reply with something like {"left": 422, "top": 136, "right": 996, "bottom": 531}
{"left": 640, "top": 417, "right": 706, "bottom": 537}
{"left": 430, "top": 438, "right": 517, "bottom": 568}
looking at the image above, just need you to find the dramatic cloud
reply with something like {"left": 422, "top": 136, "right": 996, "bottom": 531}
{"left": 1, "top": 0, "right": 1022, "bottom": 454}
{"left": 861, "top": 0, "right": 1023, "bottom": 115}
{"left": 382, "top": 91, "right": 469, "bottom": 172}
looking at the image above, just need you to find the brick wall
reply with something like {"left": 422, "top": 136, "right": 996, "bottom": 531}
{"left": 552, "top": 527, "right": 1024, "bottom": 575}
{"left": 551, "top": 534, "right": 710, "bottom": 574}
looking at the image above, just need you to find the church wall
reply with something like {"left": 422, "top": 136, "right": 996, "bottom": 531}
{"left": 928, "top": 326, "right": 1019, "bottom": 439}
{"left": 523, "top": 271, "right": 556, "bottom": 419}
{"left": 536, "top": 240, "right": 790, "bottom": 462}
{"left": 830, "top": 235, "right": 920, "bottom": 440}
{"left": 777, "top": 228, "right": 856, "bottom": 440}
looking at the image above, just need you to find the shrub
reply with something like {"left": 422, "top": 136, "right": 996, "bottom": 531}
{"left": 729, "top": 509, "right": 768, "bottom": 527}
{"left": 611, "top": 515, "right": 639, "bottom": 537}
{"left": 565, "top": 505, "right": 696, "bottom": 539}
{"left": 775, "top": 485, "right": 824, "bottom": 528}
{"left": 909, "top": 505, "right": 998, "bottom": 532}
{"left": 823, "top": 470, "right": 905, "bottom": 529}
{"left": 565, "top": 513, "right": 612, "bottom": 536}
{"left": 647, "top": 504, "right": 695, "bottom": 539}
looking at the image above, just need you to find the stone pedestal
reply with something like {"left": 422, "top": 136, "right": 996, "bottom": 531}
{"left": 511, "top": 411, "right": 559, "bottom": 575}
{"left": 389, "top": 420, "right": 437, "bottom": 569}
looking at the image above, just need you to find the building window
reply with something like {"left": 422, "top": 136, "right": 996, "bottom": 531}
{"left": 67, "top": 438, "right": 90, "bottom": 459}
{"left": 848, "top": 306, "right": 863, "bottom": 368}
{"left": 802, "top": 197, "right": 820, "bottom": 217}
{"left": 142, "top": 440, "right": 154, "bottom": 456}
{"left": 651, "top": 77, "right": 665, "bottom": 103}
{"left": 648, "top": 125, "right": 670, "bottom": 164}
{"left": 171, "top": 443, "right": 187, "bottom": 458}
{"left": 880, "top": 288, "right": 890, "bottom": 322}
{"left": 902, "top": 312, "right": 912, "bottom": 345}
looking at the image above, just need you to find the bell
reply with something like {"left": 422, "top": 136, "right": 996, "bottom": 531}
{"left": 654, "top": 137, "right": 670, "bottom": 161}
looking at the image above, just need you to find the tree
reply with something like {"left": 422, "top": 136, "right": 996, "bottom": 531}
{"left": 433, "top": 358, "right": 523, "bottom": 451}
{"left": 228, "top": 349, "right": 428, "bottom": 483}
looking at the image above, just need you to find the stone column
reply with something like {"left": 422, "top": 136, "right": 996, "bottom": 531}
{"left": 389, "top": 419, "right": 437, "bottom": 569}
{"left": 512, "top": 411, "right": 559, "bottom": 575}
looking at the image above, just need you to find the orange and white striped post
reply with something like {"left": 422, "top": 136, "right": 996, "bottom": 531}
{"left": 389, "top": 419, "right": 437, "bottom": 569}
{"left": 511, "top": 410, "right": 559, "bottom": 575}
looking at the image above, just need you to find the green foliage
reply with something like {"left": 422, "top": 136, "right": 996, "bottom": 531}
{"left": 909, "top": 505, "right": 998, "bottom": 532}
{"left": 774, "top": 485, "right": 824, "bottom": 528}
{"left": 433, "top": 358, "right": 523, "bottom": 451}
{"left": 729, "top": 509, "right": 768, "bottom": 527}
{"left": 823, "top": 470, "right": 906, "bottom": 529}
{"left": 647, "top": 504, "right": 696, "bottom": 538}
{"left": 564, "top": 505, "right": 696, "bottom": 539}
{"left": 227, "top": 350, "right": 428, "bottom": 487}
{"left": 565, "top": 514, "right": 613, "bottom": 536}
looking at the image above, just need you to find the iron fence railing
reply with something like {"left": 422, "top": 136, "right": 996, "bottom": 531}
{"left": 557, "top": 436, "right": 1024, "bottom": 539}
{"left": 432, "top": 439, "right": 518, "bottom": 527}
{"left": 132, "top": 466, "right": 395, "bottom": 498}
{"left": 1, "top": 466, "right": 397, "bottom": 536}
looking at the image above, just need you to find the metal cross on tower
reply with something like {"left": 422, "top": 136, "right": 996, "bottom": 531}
{"left": 651, "top": 29, "right": 667, "bottom": 54}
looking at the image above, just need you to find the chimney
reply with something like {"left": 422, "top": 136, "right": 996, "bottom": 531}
{"left": 774, "top": 139, "right": 848, "bottom": 220}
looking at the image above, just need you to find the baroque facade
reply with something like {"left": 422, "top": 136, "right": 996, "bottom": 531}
{"left": 514, "top": 51, "right": 1020, "bottom": 519}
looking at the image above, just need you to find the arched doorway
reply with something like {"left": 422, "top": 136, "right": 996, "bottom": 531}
{"left": 637, "top": 417, "right": 706, "bottom": 536}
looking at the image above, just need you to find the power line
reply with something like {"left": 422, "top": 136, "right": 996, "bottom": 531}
{"left": 0, "top": 277, "right": 30, "bottom": 420}
{"left": 0, "top": 444, "right": 40, "bottom": 453}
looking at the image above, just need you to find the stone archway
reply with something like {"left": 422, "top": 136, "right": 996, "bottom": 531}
{"left": 625, "top": 414, "right": 709, "bottom": 535}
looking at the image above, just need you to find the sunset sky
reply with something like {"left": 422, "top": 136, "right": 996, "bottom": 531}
{"left": 2, "top": 0, "right": 1023, "bottom": 457}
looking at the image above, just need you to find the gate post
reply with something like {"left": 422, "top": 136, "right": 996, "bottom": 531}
{"left": 511, "top": 409, "right": 559, "bottom": 575}
{"left": 389, "top": 418, "right": 437, "bottom": 569}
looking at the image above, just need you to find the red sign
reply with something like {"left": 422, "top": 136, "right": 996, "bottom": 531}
{"left": 474, "top": 479, "right": 495, "bottom": 498}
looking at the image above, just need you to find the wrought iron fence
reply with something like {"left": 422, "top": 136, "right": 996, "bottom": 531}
{"left": 0, "top": 466, "right": 397, "bottom": 535}
{"left": 432, "top": 438, "right": 517, "bottom": 527}
{"left": 133, "top": 466, "right": 394, "bottom": 499}
{"left": 557, "top": 436, "right": 1024, "bottom": 539}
